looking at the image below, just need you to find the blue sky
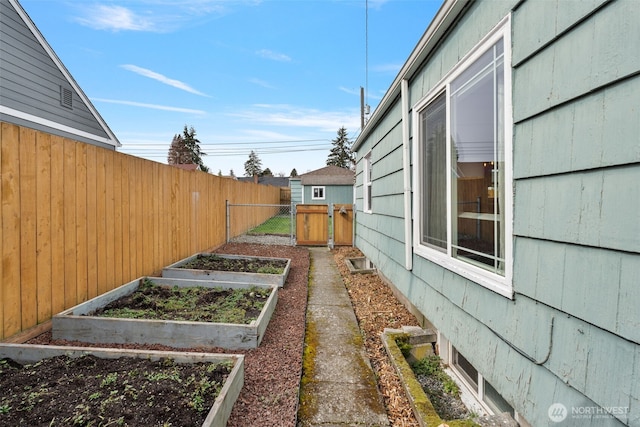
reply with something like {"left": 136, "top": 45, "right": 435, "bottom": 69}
{"left": 21, "top": 0, "right": 441, "bottom": 176}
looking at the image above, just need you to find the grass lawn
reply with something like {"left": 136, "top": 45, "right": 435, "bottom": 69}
{"left": 248, "top": 214, "right": 292, "bottom": 235}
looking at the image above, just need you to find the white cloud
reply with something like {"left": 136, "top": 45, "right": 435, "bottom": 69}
{"left": 92, "top": 98, "right": 206, "bottom": 115}
{"left": 339, "top": 86, "right": 360, "bottom": 96}
{"left": 249, "top": 78, "right": 276, "bottom": 89}
{"left": 372, "top": 62, "right": 402, "bottom": 74}
{"left": 120, "top": 65, "right": 209, "bottom": 96}
{"left": 75, "top": 5, "right": 157, "bottom": 32}
{"left": 228, "top": 104, "right": 360, "bottom": 133}
{"left": 256, "top": 49, "right": 291, "bottom": 62}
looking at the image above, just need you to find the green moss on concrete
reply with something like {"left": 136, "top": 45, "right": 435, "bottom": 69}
{"left": 298, "top": 258, "right": 318, "bottom": 423}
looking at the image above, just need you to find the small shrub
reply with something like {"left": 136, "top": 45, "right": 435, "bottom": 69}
{"left": 411, "top": 355, "right": 460, "bottom": 397}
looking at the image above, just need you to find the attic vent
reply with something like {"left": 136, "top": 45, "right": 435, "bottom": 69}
{"left": 60, "top": 86, "right": 73, "bottom": 109}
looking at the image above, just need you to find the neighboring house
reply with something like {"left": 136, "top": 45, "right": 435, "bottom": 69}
{"left": 290, "top": 165, "right": 354, "bottom": 206}
{"left": 353, "top": 1, "right": 638, "bottom": 427}
{"left": 237, "top": 175, "right": 290, "bottom": 187}
{"left": 0, "top": 0, "right": 119, "bottom": 149}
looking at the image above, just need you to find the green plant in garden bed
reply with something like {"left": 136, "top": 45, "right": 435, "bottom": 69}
{"left": 412, "top": 355, "right": 460, "bottom": 397}
{"left": 93, "top": 279, "right": 271, "bottom": 324}
{"left": 248, "top": 214, "right": 291, "bottom": 235}
{"left": 180, "top": 254, "right": 287, "bottom": 274}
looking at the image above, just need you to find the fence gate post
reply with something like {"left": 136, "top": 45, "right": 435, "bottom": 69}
{"left": 225, "top": 200, "right": 230, "bottom": 243}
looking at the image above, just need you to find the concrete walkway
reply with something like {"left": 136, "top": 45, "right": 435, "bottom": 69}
{"left": 297, "top": 247, "right": 389, "bottom": 427}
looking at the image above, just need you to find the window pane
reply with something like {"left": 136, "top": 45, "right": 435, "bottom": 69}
{"left": 420, "top": 92, "right": 447, "bottom": 250}
{"left": 450, "top": 38, "right": 505, "bottom": 274}
{"left": 484, "top": 379, "right": 514, "bottom": 415}
{"left": 454, "top": 350, "right": 478, "bottom": 392}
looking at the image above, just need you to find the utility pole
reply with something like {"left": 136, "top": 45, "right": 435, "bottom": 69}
{"left": 360, "top": 86, "right": 365, "bottom": 130}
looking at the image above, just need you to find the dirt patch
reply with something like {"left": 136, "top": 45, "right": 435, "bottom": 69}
{"left": 178, "top": 254, "right": 287, "bottom": 274}
{"left": 93, "top": 279, "right": 270, "bottom": 324}
{"left": 0, "top": 354, "right": 231, "bottom": 426}
{"left": 18, "top": 244, "right": 425, "bottom": 427}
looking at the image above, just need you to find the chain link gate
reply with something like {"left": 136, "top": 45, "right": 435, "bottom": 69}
{"left": 226, "top": 201, "right": 295, "bottom": 245}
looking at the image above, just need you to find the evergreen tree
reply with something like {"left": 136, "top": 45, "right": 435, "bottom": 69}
{"left": 290, "top": 168, "right": 298, "bottom": 177}
{"left": 326, "top": 127, "right": 354, "bottom": 169}
{"left": 244, "top": 150, "right": 263, "bottom": 177}
{"left": 167, "top": 134, "right": 191, "bottom": 165}
{"left": 167, "top": 125, "right": 209, "bottom": 172}
{"left": 261, "top": 168, "right": 273, "bottom": 177}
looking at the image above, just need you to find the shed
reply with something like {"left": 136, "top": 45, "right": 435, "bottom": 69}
{"left": 290, "top": 165, "right": 354, "bottom": 206}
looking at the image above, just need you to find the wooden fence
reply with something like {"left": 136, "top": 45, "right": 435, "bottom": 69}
{"left": 0, "top": 122, "right": 280, "bottom": 341}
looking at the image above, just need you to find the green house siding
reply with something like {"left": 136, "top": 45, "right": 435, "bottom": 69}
{"left": 301, "top": 184, "right": 352, "bottom": 206}
{"left": 290, "top": 178, "right": 302, "bottom": 206}
{"left": 354, "top": 1, "right": 639, "bottom": 426}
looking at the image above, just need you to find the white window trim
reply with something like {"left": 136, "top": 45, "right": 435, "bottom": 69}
{"left": 363, "top": 151, "right": 373, "bottom": 213}
{"left": 311, "top": 186, "right": 325, "bottom": 200}
{"left": 411, "top": 15, "right": 513, "bottom": 299}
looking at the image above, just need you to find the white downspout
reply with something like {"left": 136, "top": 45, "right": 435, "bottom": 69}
{"left": 401, "top": 79, "right": 413, "bottom": 270}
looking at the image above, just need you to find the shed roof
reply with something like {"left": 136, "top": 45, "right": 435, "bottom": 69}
{"left": 300, "top": 165, "right": 354, "bottom": 186}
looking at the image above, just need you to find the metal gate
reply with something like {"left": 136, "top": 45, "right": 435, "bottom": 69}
{"left": 295, "top": 204, "right": 353, "bottom": 246}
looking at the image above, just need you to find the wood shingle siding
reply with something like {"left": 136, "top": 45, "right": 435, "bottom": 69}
{"left": 352, "top": 0, "right": 639, "bottom": 425}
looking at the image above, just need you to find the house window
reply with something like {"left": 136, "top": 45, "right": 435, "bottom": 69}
{"left": 312, "top": 186, "right": 325, "bottom": 200}
{"left": 413, "top": 17, "right": 513, "bottom": 297}
{"left": 363, "top": 152, "right": 372, "bottom": 213}
{"left": 451, "top": 346, "right": 514, "bottom": 416}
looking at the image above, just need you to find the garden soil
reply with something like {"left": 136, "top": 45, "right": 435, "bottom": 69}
{"left": 14, "top": 244, "right": 423, "bottom": 427}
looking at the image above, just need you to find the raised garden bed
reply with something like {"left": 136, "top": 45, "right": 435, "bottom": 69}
{"left": 163, "top": 253, "right": 291, "bottom": 287}
{"left": 0, "top": 343, "right": 243, "bottom": 427}
{"left": 52, "top": 277, "right": 278, "bottom": 350}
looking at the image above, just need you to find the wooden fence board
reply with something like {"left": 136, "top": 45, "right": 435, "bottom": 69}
{"left": 50, "top": 136, "right": 65, "bottom": 315}
{"left": 96, "top": 149, "right": 107, "bottom": 296}
{"left": 104, "top": 151, "right": 115, "bottom": 292}
{"left": 19, "top": 126, "right": 37, "bottom": 329}
{"left": 113, "top": 154, "right": 123, "bottom": 288}
{"left": 85, "top": 146, "right": 98, "bottom": 300}
{"left": 2, "top": 123, "right": 21, "bottom": 337}
{"left": 0, "top": 122, "right": 281, "bottom": 340}
{"left": 333, "top": 204, "right": 354, "bottom": 246}
{"left": 120, "top": 155, "right": 130, "bottom": 282}
{"left": 36, "top": 132, "right": 52, "bottom": 323}
{"left": 63, "top": 138, "right": 77, "bottom": 309}
{"left": 75, "top": 143, "right": 88, "bottom": 303}
{"left": 296, "top": 204, "right": 329, "bottom": 246}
